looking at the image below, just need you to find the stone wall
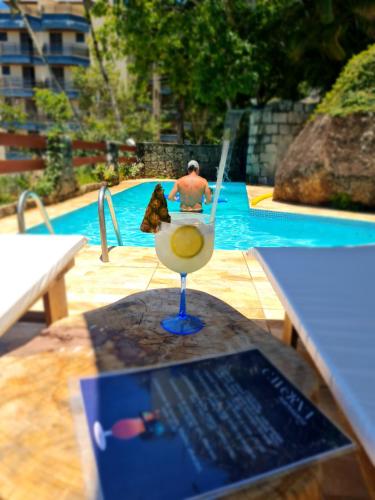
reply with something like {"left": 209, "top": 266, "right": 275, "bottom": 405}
{"left": 246, "top": 101, "right": 316, "bottom": 185}
{"left": 137, "top": 143, "right": 221, "bottom": 181}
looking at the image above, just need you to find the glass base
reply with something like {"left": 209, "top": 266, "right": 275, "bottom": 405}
{"left": 161, "top": 314, "right": 205, "bottom": 335}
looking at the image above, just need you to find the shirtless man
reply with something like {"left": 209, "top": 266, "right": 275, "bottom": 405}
{"left": 168, "top": 160, "right": 212, "bottom": 212}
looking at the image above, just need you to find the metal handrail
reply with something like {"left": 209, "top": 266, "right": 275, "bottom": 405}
{"left": 17, "top": 190, "right": 54, "bottom": 234}
{"left": 98, "top": 185, "right": 123, "bottom": 262}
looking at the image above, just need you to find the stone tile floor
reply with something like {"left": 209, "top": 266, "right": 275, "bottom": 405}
{"left": 1, "top": 180, "right": 375, "bottom": 498}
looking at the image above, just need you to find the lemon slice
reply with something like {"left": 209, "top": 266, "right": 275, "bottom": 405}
{"left": 171, "top": 225, "right": 204, "bottom": 258}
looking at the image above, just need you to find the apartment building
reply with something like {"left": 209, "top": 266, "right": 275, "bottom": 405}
{"left": 0, "top": 0, "right": 89, "bottom": 131}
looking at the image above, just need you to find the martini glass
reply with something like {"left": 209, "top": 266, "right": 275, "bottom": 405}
{"left": 155, "top": 213, "right": 214, "bottom": 335}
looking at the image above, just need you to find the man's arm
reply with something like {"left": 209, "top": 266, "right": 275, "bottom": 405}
{"left": 168, "top": 181, "right": 179, "bottom": 201}
{"left": 204, "top": 181, "right": 212, "bottom": 204}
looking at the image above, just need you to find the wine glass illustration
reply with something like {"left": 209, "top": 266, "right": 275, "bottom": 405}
{"left": 93, "top": 411, "right": 164, "bottom": 451}
{"left": 155, "top": 213, "right": 214, "bottom": 335}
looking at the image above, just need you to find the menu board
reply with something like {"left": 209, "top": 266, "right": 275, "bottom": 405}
{"left": 78, "top": 349, "right": 353, "bottom": 499}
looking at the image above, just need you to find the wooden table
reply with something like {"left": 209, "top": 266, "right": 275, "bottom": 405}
{"left": 0, "top": 234, "right": 86, "bottom": 335}
{"left": 0, "top": 288, "right": 323, "bottom": 499}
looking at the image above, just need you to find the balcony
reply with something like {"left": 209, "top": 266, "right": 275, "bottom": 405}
{"left": 0, "top": 43, "right": 42, "bottom": 64}
{"left": 0, "top": 13, "right": 40, "bottom": 32}
{"left": 0, "top": 11, "right": 88, "bottom": 33}
{"left": 41, "top": 14, "right": 89, "bottom": 33}
{"left": 0, "top": 43, "right": 89, "bottom": 66}
{"left": 43, "top": 43, "right": 90, "bottom": 66}
{"left": 0, "top": 76, "right": 79, "bottom": 98}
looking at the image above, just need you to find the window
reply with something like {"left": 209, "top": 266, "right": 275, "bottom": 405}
{"left": 0, "top": 32, "right": 7, "bottom": 42}
{"left": 2, "top": 66, "right": 10, "bottom": 76}
{"left": 51, "top": 66, "right": 64, "bottom": 80}
{"left": 25, "top": 99, "right": 37, "bottom": 116}
{"left": 50, "top": 33, "right": 63, "bottom": 53}
{"left": 51, "top": 66, "right": 65, "bottom": 89}
{"left": 76, "top": 33, "right": 84, "bottom": 43}
{"left": 20, "top": 33, "right": 33, "bottom": 53}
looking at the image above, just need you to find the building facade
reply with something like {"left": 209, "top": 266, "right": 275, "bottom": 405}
{"left": 0, "top": 0, "right": 89, "bottom": 131}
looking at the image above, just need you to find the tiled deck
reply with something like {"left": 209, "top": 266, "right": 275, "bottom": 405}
{"left": 1, "top": 180, "right": 374, "bottom": 498}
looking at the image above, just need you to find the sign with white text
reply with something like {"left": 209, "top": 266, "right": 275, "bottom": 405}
{"left": 79, "top": 349, "right": 353, "bottom": 499}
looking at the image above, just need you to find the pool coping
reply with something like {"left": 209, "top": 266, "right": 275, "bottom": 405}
{"left": 246, "top": 185, "right": 375, "bottom": 223}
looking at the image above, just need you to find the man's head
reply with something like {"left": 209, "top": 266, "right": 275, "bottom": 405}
{"left": 187, "top": 160, "right": 199, "bottom": 174}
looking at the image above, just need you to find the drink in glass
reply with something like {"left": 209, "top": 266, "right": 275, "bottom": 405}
{"left": 155, "top": 213, "right": 214, "bottom": 335}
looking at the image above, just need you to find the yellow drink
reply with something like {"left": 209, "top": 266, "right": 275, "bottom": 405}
{"left": 155, "top": 213, "right": 214, "bottom": 274}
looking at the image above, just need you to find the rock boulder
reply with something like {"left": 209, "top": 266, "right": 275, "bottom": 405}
{"left": 273, "top": 113, "right": 375, "bottom": 207}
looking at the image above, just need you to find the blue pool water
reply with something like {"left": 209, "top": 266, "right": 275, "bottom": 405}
{"left": 29, "top": 182, "right": 375, "bottom": 249}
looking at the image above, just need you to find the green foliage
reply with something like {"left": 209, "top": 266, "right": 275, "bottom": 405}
{"left": 118, "top": 162, "right": 143, "bottom": 181}
{"left": 93, "top": 163, "right": 118, "bottom": 185}
{"left": 2, "top": 0, "right": 374, "bottom": 148}
{"left": 33, "top": 89, "right": 73, "bottom": 128}
{"left": 75, "top": 165, "right": 98, "bottom": 186}
{"left": 74, "top": 161, "right": 142, "bottom": 187}
{"left": 111, "top": 0, "right": 257, "bottom": 142}
{"left": 72, "top": 63, "right": 157, "bottom": 142}
{"left": 0, "top": 174, "right": 31, "bottom": 205}
{"left": 315, "top": 44, "right": 375, "bottom": 116}
{"left": 0, "top": 101, "right": 27, "bottom": 128}
{"left": 330, "top": 192, "right": 361, "bottom": 211}
{"left": 34, "top": 133, "right": 71, "bottom": 198}
{"left": 279, "top": 0, "right": 375, "bottom": 96}
{"left": 106, "top": 0, "right": 375, "bottom": 134}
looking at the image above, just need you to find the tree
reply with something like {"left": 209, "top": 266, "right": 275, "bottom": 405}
{"left": 0, "top": 100, "right": 27, "bottom": 129}
{"left": 33, "top": 89, "right": 73, "bottom": 128}
{"left": 72, "top": 63, "right": 157, "bottom": 142}
{"left": 110, "top": 0, "right": 257, "bottom": 143}
{"left": 249, "top": 0, "right": 375, "bottom": 101}
{"left": 83, "top": 0, "right": 122, "bottom": 128}
{"left": 315, "top": 43, "right": 375, "bottom": 116}
{"left": 108, "top": 0, "right": 375, "bottom": 136}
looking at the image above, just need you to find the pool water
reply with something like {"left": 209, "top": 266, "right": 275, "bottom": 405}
{"left": 28, "top": 181, "right": 375, "bottom": 249}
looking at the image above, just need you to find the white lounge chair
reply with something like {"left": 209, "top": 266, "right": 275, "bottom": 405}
{"left": 0, "top": 234, "right": 86, "bottom": 335}
{"left": 253, "top": 245, "right": 375, "bottom": 467}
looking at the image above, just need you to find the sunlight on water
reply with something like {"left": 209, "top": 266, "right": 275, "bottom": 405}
{"left": 28, "top": 182, "right": 375, "bottom": 249}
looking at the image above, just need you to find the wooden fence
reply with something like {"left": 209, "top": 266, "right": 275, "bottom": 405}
{"left": 0, "top": 132, "right": 137, "bottom": 174}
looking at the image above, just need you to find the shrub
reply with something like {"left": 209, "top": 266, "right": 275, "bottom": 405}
{"left": 315, "top": 44, "right": 375, "bottom": 117}
{"left": 34, "top": 132, "right": 71, "bottom": 198}
{"left": 330, "top": 193, "right": 361, "bottom": 211}
{"left": 0, "top": 173, "right": 32, "bottom": 205}
{"left": 94, "top": 163, "right": 118, "bottom": 185}
{"left": 75, "top": 165, "right": 98, "bottom": 186}
{"left": 118, "top": 162, "right": 143, "bottom": 180}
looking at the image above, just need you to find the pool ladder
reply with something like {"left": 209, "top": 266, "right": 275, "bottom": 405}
{"left": 17, "top": 187, "right": 121, "bottom": 262}
{"left": 98, "top": 185, "right": 123, "bottom": 262}
{"left": 17, "top": 190, "right": 54, "bottom": 234}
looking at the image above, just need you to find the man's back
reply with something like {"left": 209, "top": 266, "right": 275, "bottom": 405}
{"left": 177, "top": 174, "right": 208, "bottom": 211}
{"left": 167, "top": 160, "right": 212, "bottom": 212}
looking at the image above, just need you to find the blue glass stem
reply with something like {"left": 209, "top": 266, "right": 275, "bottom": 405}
{"left": 160, "top": 272, "right": 204, "bottom": 335}
{"left": 179, "top": 273, "right": 187, "bottom": 319}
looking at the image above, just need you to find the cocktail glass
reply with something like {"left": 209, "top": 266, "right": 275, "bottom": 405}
{"left": 155, "top": 213, "right": 214, "bottom": 335}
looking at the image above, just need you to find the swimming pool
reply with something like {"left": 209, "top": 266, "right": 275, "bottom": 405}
{"left": 29, "top": 181, "right": 375, "bottom": 249}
